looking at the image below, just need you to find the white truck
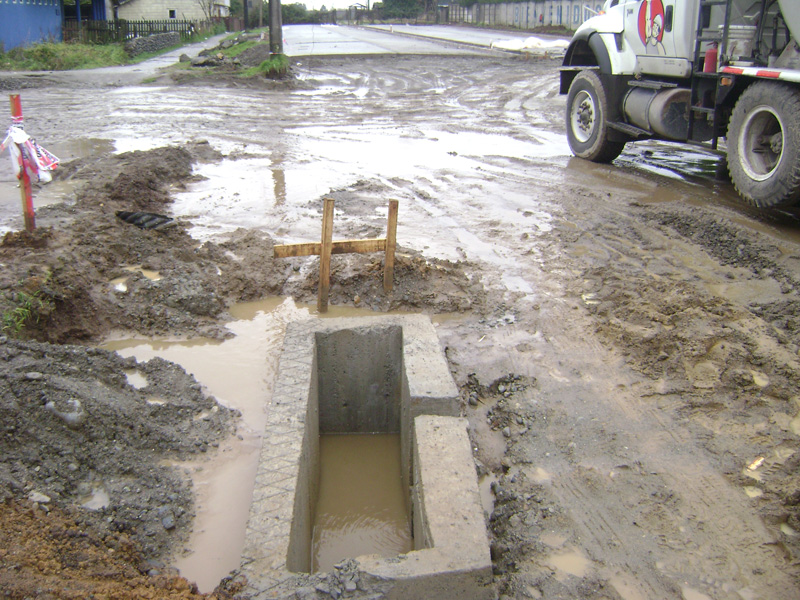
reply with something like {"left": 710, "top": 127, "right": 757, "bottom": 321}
{"left": 560, "top": 0, "right": 800, "bottom": 208}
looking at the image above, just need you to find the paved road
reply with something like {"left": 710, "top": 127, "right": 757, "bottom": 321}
{"left": 362, "top": 23, "right": 569, "bottom": 51}
{"left": 283, "top": 23, "right": 568, "bottom": 57}
{"left": 282, "top": 24, "right": 493, "bottom": 57}
{"left": 0, "top": 24, "right": 566, "bottom": 86}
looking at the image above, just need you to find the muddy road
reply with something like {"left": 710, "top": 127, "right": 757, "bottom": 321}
{"left": 1, "top": 30, "right": 800, "bottom": 600}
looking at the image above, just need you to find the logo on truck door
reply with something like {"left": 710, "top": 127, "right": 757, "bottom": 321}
{"left": 638, "top": 0, "right": 666, "bottom": 55}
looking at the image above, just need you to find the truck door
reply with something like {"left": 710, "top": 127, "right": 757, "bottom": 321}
{"left": 623, "top": 0, "right": 696, "bottom": 77}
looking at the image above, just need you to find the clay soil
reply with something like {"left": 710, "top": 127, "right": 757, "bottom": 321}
{"left": 1, "top": 41, "right": 800, "bottom": 600}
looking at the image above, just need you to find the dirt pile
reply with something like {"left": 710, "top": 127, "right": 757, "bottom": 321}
{"left": 0, "top": 499, "right": 229, "bottom": 599}
{"left": 0, "top": 335, "right": 238, "bottom": 584}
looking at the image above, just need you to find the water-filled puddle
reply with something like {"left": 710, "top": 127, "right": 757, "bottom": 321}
{"left": 110, "top": 266, "right": 163, "bottom": 293}
{"left": 81, "top": 486, "right": 111, "bottom": 510}
{"left": 546, "top": 548, "right": 591, "bottom": 579}
{"left": 617, "top": 143, "right": 723, "bottom": 182}
{"left": 478, "top": 472, "right": 498, "bottom": 519}
{"left": 743, "top": 486, "right": 763, "bottom": 499}
{"left": 124, "top": 369, "right": 148, "bottom": 389}
{"left": 312, "top": 433, "right": 411, "bottom": 572}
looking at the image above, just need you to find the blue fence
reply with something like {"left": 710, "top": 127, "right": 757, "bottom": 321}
{"left": 0, "top": 1, "right": 63, "bottom": 51}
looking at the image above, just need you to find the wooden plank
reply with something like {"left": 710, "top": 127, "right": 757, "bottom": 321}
{"left": 274, "top": 238, "right": 386, "bottom": 258}
{"left": 317, "top": 198, "right": 335, "bottom": 313}
{"left": 384, "top": 200, "right": 398, "bottom": 293}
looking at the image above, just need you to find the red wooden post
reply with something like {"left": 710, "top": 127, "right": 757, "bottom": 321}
{"left": 9, "top": 95, "right": 35, "bottom": 232}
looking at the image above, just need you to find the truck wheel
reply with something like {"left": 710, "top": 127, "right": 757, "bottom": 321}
{"left": 566, "top": 70, "right": 625, "bottom": 163}
{"left": 728, "top": 82, "right": 800, "bottom": 208}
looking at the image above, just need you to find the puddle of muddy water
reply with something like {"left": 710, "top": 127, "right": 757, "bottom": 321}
{"left": 110, "top": 266, "right": 163, "bottom": 293}
{"left": 478, "top": 472, "right": 497, "bottom": 519}
{"left": 546, "top": 548, "right": 591, "bottom": 579}
{"left": 0, "top": 178, "right": 80, "bottom": 234}
{"left": 124, "top": 369, "right": 148, "bottom": 389}
{"left": 170, "top": 125, "right": 565, "bottom": 243}
{"left": 744, "top": 486, "right": 763, "bottom": 499}
{"left": 99, "top": 297, "right": 419, "bottom": 591}
{"left": 80, "top": 486, "right": 111, "bottom": 511}
{"left": 618, "top": 143, "right": 723, "bottom": 182}
{"left": 0, "top": 137, "right": 114, "bottom": 234}
{"left": 101, "top": 297, "right": 307, "bottom": 590}
{"left": 312, "top": 433, "right": 412, "bottom": 573}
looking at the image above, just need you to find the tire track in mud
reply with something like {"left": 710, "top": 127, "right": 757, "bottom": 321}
{"left": 546, "top": 393, "right": 796, "bottom": 599}
{"left": 524, "top": 192, "right": 800, "bottom": 599}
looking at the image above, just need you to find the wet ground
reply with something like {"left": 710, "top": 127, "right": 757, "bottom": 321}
{"left": 1, "top": 24, "right": 799, "bottom": 600}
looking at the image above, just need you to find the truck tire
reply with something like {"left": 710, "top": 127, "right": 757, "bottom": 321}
{"left": 566, "top": 70, "right": 625, "bottom": 163}
{"left": 727, "top": 82, "right": 800, "bottom": 208}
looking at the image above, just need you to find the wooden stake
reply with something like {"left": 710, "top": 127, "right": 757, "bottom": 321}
{"left": 273, "top": 238, "right": 386, "bottom": 258}
{"left": 317, "top": 198, "right": 335, "bottom": 313}
{"left": 274, "top": 199, "right": 400, "bottom": 308}
{"left": 9, "top": 95, "right": 35, "bottom": 233}
{"left": 384, "top": 200, "right": 398, "bottom": 293}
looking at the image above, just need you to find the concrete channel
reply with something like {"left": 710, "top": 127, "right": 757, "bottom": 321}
{"left": 236, "top": 314, "right": 494, "bottom": 599}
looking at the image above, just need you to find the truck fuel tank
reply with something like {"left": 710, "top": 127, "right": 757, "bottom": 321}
{"left": 622, "top": 87, "right": 712, "bottom": 142}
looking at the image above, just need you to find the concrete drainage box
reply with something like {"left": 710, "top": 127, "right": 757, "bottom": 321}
{"left": 238, "top": 315, "right": 494, "bottom": 599}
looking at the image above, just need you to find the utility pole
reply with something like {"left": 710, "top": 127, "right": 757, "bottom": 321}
{"left": 243, "top": 0, "right": 249, "bottom": 30}
{"left": 269, "top": 0, "right": 283, "bottom": 54}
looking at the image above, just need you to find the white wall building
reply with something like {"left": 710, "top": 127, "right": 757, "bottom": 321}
{"left": 116, "top": 0, "right": 230, "bottom": 21}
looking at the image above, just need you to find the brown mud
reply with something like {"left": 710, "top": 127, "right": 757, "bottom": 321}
{"left": 0, "top": 50, "right": 799, "bottom": 600}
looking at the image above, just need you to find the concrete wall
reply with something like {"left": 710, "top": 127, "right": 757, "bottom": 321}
{"left": 446, "top": 0, "right": 604, "bottom": 30}
{"left": 315, "top": 326, "right": 403, "bottom": 434}
{"left": 118, "top": 0, "right": 205, "bottom": 22}
{"left": 286, "top": 351, "right": 320, "bottom": 573}
{"left": 360, "top": 415, "right": 493, "bottom": 599}
{"left": 0, "top": 2, "right": 63, "bottom": 50}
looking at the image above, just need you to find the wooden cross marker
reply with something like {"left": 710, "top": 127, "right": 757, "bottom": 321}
{"left": 273, "top": 198, "right": 399, "bottom": 313}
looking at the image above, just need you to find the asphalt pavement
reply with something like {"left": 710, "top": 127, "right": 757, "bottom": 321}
{"left": 283, "top": 23, "right": 569, "bottom": 57}
{"left": 0, "top": 24, "right": 567, "bottom": 86}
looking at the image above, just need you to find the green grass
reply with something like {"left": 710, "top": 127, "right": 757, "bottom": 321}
{"left": 221, "top": 40, "right": 259, "bottom": 58}
{"left": 0, "top": 23, "right": 226, "bottom": 71}
{"left": 0, "top": 42, "right": 129, "bottom": 71}
{"left": 2, "top": 290, "right": 53, "bottom": 335}
{"left": 240, "top": 53, "right": 290, "bottom": 78}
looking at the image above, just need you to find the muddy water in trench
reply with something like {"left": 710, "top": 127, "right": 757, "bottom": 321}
{"left": 312, "top": 434, "right": 412, "bottom": 573}
{"left": 100, "top": 297, "right": 422, "bottom": 591}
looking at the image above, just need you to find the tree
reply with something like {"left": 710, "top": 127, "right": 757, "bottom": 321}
{"left": 281, "top": 2, "right": 308, "bottom": 23}
{"left": 196, "top": 0, "right": 216, "bottom": 20}
{"left": 383, "top": 0, "right": 420, "bottom": 19}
